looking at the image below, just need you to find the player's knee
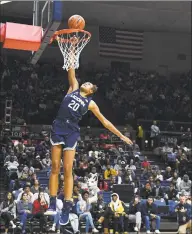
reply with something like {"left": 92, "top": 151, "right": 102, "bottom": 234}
{"left": 51, "top": 160, "right": 60, "bottom": 174}
{"left": 64, "top": 164, "right": 73, "bottom": 176}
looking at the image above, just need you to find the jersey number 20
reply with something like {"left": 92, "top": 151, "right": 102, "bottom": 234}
{"left": 68, "top": 100, "right": 80, "bottom": 111}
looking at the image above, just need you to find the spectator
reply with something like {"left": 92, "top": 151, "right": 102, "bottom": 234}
{"left": 17, "top": 192, "right": 33, "bottom": 233}
{"left": 32, "top": 155, "right": 43, "bottom": 170}
{"left": 108, "top": 193, "right": 129, "bottom": 234}
{"left": 4, "top": 156, "right": 19, "bottom": 171}
{"left": 77, "top": 191, "right": 99, "bottom": 233}
{"left": 59, "top": 175, "right": 64, "bottom": 190}
{"left": 17, "top": 185, "right": 34, "bottom": 203}
{"left": 4, "top": 150, "right": 18, "bottom": 164}
{"left": 104, "top": 164, "right": 117, "bottom": 180}
{"left": 12, "top": 179, "right": 22, "bottom": 200}
{"left": 114, "top": 159, "right": 122, "bottom": 172}
{"left": 163, "top": 166, "right": 173, "bottom": 180}
{"left": 141, "top": 196, "right": 161, "bottom": 234}
{"left": 99, "top": 131, "right": 110, "bottom": 142}
{"left": 20, "top": 166, "right": 29, "bottom": 180}
{"left": 72, "top": 184, "right": 82, "bottom": 204}
{"left": 154, "top": 170, "right": 163, "bottom": 181}
{"left": 42, "top": 152, "right": 51, "bottom": 168}
{"left": 19, "top": 153, "right": 29, "bottom": 166}
{"left": 123, "top": 169, "right": 135, "bottom": 185}
{"left": 132, "top": 140, "right": 140, "bottom": 153}
{"left": 129, "top": 159, "right": 137, "bottom": 171}
{"left": 17, "top": 165, "right": 25, "bottom": 180}
{"left": 128, "top": 196, "right": 141, "bottom": 232}
{"left": 141, "top": 156, "right": 151, "bottom": 170}
{"left": 150, "top": 121, "right": 160, "bottom": 148}
{"left": 31, "top": 179, "right": 40, "bottom": 194}
{"left": 148, "top": 176, "right": 155, "bottom": 188}
{"left": 0, "top": 192, "right": 16, "bottom": 233}
{"left": 167, "top": 172, "right": 181, "bottom": 189}
{"left": 136, "top": 124, "right": 144, "bottom": 150}
{"left": 89, "top": 166, "right": 98, "bottom": 182}
{"left": 166, "top": 120, "right": 176, "bottom": 131}
{"left": 175, "top": 195, "right": 192, "bottom": 234}
{"left": 33, "top": 188, "right": 50, "bottom": 205}
{"left": 116, "top": 170, "right": 123, "bottom": 184}
{"left": 164, "top": 183, "right": 178, "bottom": 202}
{"left": 32, "top": 191, "right": 48, "bottom": 234}
{"left": 179, "top": 154, "right": 189, "bottom": 177}
{"left": 109, "top": 176, "right": 117, "bottom": 191}
{"left": 93, "top": 192, "right": 107, "bottom": 220}
{"left": 152, "top": 179, "right": 164, "bottom": 199}
{"left": 179, "top": 174, "right": 192, "bottom": 194}
{"left": 140, "top": 183, "right": 154, "bottom": 199}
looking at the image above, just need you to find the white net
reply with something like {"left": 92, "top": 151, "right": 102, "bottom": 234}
{"left": 56, "top": 30, "right": 91, "bottom": 71}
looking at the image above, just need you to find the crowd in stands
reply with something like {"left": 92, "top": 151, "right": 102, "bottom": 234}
{"left": 0, "top": 56, "right": 192, "bottom": 126}
{"left": 0, "top": 130, "right": 192, "bottom": 234}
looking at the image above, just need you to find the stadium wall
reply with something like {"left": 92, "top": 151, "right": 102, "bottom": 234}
{"left": 4, "top": 25, "right": 191, "bottom": 73}
{"left": 81, "top": 26, "right": 191, "bottom": 73}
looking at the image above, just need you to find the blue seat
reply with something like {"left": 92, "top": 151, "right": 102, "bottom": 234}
{"left": 162, "top": 186, "right": 169, "bottom": 193}
{"left": 157, "top": 205, "right": 170, "bottom": 216}
{"left": 103, "top": 191, "right": 112, "bottom": 204}
{"left": 154, "top": 199, "right": 166, "bottom": 206}
{"left": 167, "top": 153, "right": 176, "bottom": 162}
{"left": 36, "top": 171, "right": 48, "bottom": 178}
{"left": 140, "top": 180, "right": 147, "bottom": 185}
{"left": 39, "top": 178, "right": 49, "bottom": 185}
{"left": 168, "top": 200, "right": 178, "bottom": 213}
{"left": 162, "top": 181, "right": 170, "bottom": 187}
{"left": 140, "top": 199, "right": 146, "bottom": 204}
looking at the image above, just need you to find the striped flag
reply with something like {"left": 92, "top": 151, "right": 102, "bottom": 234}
{"left": 99, "top": 26, "right": 143, "bottom": 60}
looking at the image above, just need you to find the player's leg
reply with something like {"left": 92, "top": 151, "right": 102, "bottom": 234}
{"left": 48, "top": 145, "right": 62, "bottom": 211}
{"left": 63, "top": 149, "right": 75, "bottom": 199}
{"left": 60, "top": 149, "right": 76, "bottom": 225}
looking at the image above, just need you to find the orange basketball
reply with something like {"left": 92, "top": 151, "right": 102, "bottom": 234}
{"left": 68, "top": 15, "right": 85, "bottom": 30}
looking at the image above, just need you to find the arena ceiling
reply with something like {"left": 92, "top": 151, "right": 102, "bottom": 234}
{"left": 1, "top": 1, "right": 192, "bottom": 33}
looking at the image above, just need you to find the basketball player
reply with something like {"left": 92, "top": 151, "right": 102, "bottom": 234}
{"left": 49, "top": 68, "right": 132, "bottom": 225}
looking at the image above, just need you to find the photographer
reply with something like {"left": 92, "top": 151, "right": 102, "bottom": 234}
{"left": 175, "top": 195, "right": 192, "bottom": 234}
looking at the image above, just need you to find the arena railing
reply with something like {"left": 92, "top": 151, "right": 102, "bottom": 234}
{"left": 0, "top": 124, "right": 135, "bottom": 143}
{"left": 0, "top": 124, "right": 191, "bottom": 147}
{"left": 137, "top": 119, "right": 191, "bottom": 131}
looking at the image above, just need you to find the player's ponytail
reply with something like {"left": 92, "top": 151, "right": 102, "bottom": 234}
{"left": 87, "top": 85, "right": 98, "bottom": 97}
{"left": 91, "top": 85, "right": 98, "bottom": 94}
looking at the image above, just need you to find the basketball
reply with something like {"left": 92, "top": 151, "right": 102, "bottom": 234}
{"left": 68, "top": 15, "right": 85, "bottom": 30}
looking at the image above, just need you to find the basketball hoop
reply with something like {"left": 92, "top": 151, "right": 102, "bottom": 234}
{"left": 51, "top": 29, "right": 91, "bottom": 71}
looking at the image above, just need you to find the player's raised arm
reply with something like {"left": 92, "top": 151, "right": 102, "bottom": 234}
{"left": 67, "top": 68, "right": 79, "bottom": 94}
{"left": 67, "top": 37, "right": 79, "bottom": 94}
{"left": 88, "top": 100, "right": 132, "bottom": 145}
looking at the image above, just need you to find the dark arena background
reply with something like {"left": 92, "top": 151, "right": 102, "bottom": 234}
{"left": 0, "top": 1, "right": 192, "bottom": 234}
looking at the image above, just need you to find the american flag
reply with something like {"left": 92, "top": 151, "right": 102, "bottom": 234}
{"left": 99, "top": 26, "right": 143, "bottom": 60}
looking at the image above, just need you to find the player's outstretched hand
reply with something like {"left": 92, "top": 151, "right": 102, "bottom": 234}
{"left": 120, "top": 135, "right": 133, "bottom": 145}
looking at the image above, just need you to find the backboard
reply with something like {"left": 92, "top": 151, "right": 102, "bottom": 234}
{"left": 30, "top": 0, "right": 62, "bottom": 65}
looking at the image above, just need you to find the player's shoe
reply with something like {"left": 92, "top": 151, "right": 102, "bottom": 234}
{"left": 46, "top": 196, "right": 57, "bottom": 214}
{"left": 59, "top": 200, "right": 73, "bottom": 225}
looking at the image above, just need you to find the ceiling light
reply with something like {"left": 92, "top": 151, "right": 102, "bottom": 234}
{"left": 0, "top": 1, "right": 12, "bottom": 5}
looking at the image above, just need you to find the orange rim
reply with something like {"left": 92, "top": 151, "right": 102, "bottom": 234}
{"left": 50, "top": 28, "right": 91, "bottom": 44}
